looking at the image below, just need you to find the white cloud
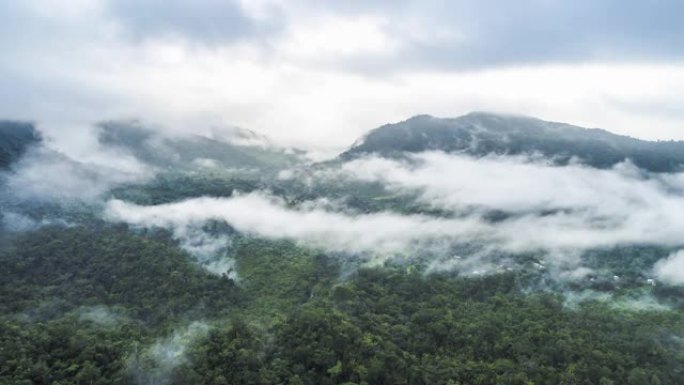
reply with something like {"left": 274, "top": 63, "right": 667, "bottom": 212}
{"left": 340, "top": 153, "right": 658, "bottom": 215}
{"left": 104, "top": 193, "right": 485, "bottom": 257}
{"left": 5, "top": 146, "right": 149, "bottom": 203}
{"left": 129, "top": 321, "right": 209, "bottom": 385}
{"left": 337, "top": 152, "right": 684, "bottom": 253}
{"left": 276, "top": 15, "right": 398, "bottom": 63}
{"left": 654, "top": 250, "right": 684, "bottom": 285}
{"left": 101, "top": 152, "right": 684, "bottom": 275}
{"left": 3, "top": 0, "right": 684, "bottom": 156}
{"left": 25, "top": 0, "right": 106, "bottom": 19}
{"left": 39, "top": 61, "right": 684, "bottom": 154}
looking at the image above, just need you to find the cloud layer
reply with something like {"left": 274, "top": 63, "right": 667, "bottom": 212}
{"left": 104, "top": 152, "right": 684, "bottom": 280}
{"left": 104, "top": 193, "right": 481, "bottom": 257}
{"left": 2, "top": 1, "right": 684, "bottom": 154}
{"left": 338, "top": 153, "right": 684, "bottom": 252}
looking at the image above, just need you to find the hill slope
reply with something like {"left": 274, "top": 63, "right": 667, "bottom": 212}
{"left": 0, "top": 121, "right": 40, "bottom": 169}
{"left": 342, "top": 112, "right": 684, "bottom": 172}
{"left": 98, "top": 121, "right": 302, "bottom": 172}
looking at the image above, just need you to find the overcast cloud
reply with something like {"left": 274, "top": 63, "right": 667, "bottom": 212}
{"left": 2, "top": 0, "right": 684, "bottom": 154}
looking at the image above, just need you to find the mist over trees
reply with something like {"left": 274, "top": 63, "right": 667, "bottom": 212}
{"left": 2, "top": 114, "right": 684, "bottom": 385}
{"left": 343, "top": 112, "right": 684, "bottom": 172}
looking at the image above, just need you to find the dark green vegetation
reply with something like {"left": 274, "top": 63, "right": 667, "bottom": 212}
{"left": 0, "top": 121, "right": 40, "bottom": 169}
{"left": 109, "top": 171, "right": 433, "bottom": 215}
{"left": 2, "top": 223, "right": 684, "bottom": 384}
{"left": 342, "top": 112, "right": 684, "bottom": 172}
{"left": 110, "top": 173, "right": 262, "bottom": 205}
{"left": 0, "top": 225, "right": 242, "bottom": 325}
{"left": 183, "top": 271, "right": 684, "bottom": 385}
{"left": 0, "top": 224, "right": 241, "bottom": 385}
{"left": 2, "top": 114, "right": 684, "bottom": 385}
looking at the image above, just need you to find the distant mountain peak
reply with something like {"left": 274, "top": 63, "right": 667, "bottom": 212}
{"left": 341, "top": 112, "right": 684, "bottom": 172}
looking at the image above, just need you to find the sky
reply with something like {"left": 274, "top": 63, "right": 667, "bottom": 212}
{"left": 2, "top": 0, "right": 684, "bottom": 154}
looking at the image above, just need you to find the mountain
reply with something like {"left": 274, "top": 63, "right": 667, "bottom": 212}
{"left": 98, "top": 120, "right": 303, "bottom": 172}
{"left": 4, "top": 114, "right": 684, "bottom": 385}
{"left": 342, "top": 112, "right": 684, "bottom": 172}
{"left": 0, "top": 121, "right": 41, "bottom": 169}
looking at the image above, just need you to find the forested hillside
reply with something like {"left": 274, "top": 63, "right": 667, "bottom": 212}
{"left": 2, "top": 114, "right": 684, "bottom": 385}
{"left": 342, "top": 112, "right": 684, "bottom": 172}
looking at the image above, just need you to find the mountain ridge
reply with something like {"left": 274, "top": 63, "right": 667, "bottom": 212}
{"left": 97, "top": 120, "right": 303, "bottom": 172}
{"left": 341, "top": 112, "right": 684, "bottom": 172}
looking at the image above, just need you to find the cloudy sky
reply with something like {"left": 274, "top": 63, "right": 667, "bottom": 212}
{"left": 3, "top": 0, "right": 684, "bottom": 153}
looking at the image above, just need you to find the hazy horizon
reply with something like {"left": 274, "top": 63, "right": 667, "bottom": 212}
{"left": 3, "top": 0, "right": 684, "bottom": 154}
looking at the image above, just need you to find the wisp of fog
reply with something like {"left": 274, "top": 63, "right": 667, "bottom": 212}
{"left": 104, "top": 152, "right": 684, "bottom": 283}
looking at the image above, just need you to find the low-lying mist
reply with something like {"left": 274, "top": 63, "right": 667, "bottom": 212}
{"left": 0, "top": 119, "right": 297, "bottom": 214}
{"left": 5, "top": 119, "right": 684, "bottom": 289}
{"left": 103, "top": 151, "right": 684, "bottom": 286}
